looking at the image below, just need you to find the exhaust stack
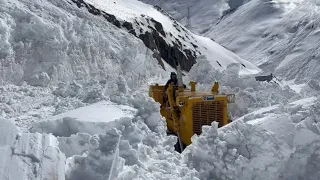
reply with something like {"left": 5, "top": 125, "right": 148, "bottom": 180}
{"left": 176, "top": 63, "right": 184, "bottom": 92}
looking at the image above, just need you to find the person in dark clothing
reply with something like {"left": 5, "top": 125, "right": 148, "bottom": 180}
{"left": 164, "top": 72, "right": 187, "bottom": 90}
{"left": 163, "top": 72, "right": 178, "bottom": 105}
{"left": 164, "top": 72, "right": 178, "bottom": 90}
{"left": 163, "top": 72, "right": 186, "bottom": 104}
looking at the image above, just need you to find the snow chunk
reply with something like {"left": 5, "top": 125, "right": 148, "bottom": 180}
{"left": 26, "top": 72, "right": 51, "bottom": 87}
{"left": 58, "top": 133, "right": 92, "bottom": 158}
{"left": 31, "top": 101, "right": 137, "bottom": 137}
{"left": 47, "top": 101, "right": 136, "bottom": 123}
{"left": 0, "top": 119, "right": 66, "bottom": 180}
{"left": 0, "top": 118, "right": 19, "bottom": 147}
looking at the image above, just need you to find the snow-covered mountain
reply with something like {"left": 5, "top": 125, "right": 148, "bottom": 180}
{"left": 0, "top": 0, "right": 259, "bottom": 87}
{"left": 138, "top": 0, "right": 247, "bottom": 34}
{"left": 144, "top": 0, "right": 320, "bottom": 84}
{"left": 71, "top": 0, "right": 259, "bottom": 74}
{"left": 206, "top": 0, "right": 320, "bottom": 83}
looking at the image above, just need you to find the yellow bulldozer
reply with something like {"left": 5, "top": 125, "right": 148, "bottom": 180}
{"left": 149, "top": 64, "right": 235, "bottom": 152}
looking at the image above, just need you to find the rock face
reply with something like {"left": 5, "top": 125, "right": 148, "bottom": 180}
{"left": 71, "top": 0, "right": 197, "bottom": 71}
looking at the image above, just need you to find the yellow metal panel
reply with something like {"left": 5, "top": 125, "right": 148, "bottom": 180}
{"left": 179, "top": 101, "right": 194, "bottom": 145}
{"left": 167, "top": 85, "right": 180, "bottom": 133}
{"left": 222, "top": 99, "right": 228, "bottom": 126}
{"left": 179, "top": 96, "right": 229, "bottom": 145}
{"left": 149, "top": 85, "right": 165, "bottom": 105}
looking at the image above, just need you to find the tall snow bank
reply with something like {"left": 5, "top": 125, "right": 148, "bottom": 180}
{"left": 0, "top": 65, "right": 165, "bottom": 132}
{"left": 0, "top": 0, "right": 165, "bottom": 87}
{"left": 0, "top": 118, "right": 66, "bottom": 180}
{"left": 24, "top": 87, "right": 199, "bottom": 179}
{"left": 182, "top": 96, "right": 320, "bottom": 180}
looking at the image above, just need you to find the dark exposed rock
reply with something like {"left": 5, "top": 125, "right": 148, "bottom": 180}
{"left": 70, "top": 0, "right": 197, "bottom": 71}
{"left": 102, "top": 13, "right": 121, "bottom": 28}
{"left": 139, "top": 31, "right": 196, "bottom": 70}
{"left": 216, "top": 61, "right": 222, "bottom": 67}
{"left": 122, "top": 21, "right": 136, "bottom": 36}
{"left": 191, "top": 42, "right": 198, "bottom": 48}
{"left": 150, "top": 18, "right": 166, "bottom": 37}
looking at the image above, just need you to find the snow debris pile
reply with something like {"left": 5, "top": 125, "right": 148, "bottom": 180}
{"left": 61, "top": 96, "right": 199, "bottom": 180}
{"left": 183, "top": 55, "right": 320, "bottom": 179}
{"left": 0, "top": 84, "right": 56, "bottom": 131}
{"left": 0, "top": 78, "right": 151, "bottom": 132}
{"left": 188, "top": 55, "right": 301, "bottom": 118}
{"left": 182, "top": 96, "right": 320, "bottom": 180}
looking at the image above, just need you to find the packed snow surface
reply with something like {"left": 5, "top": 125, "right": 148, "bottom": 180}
{"left": 45, "top": 101, "right": 136, "bottom": 123}
{"left": 30, "top": 101, "right": 137, "bottom": 137}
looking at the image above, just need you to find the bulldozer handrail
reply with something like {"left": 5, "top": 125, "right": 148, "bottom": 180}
{"left": 227, "top": 94, "right": 235, "bottom": 103}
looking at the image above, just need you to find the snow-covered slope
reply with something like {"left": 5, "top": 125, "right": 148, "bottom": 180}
{"left": 206, "top": 0, "right": 320, "bottom": 83}
{"left": 138, "top": 0, "right": 246, "bottom": 34}
{"left": 143, "top": 0, "right": 320, "bottom": 83}
{"left": 72, "top": 0, "right": 260, "bottom": 74}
